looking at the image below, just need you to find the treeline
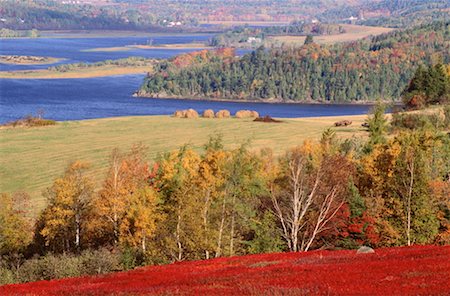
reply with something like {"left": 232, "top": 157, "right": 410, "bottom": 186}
{"left": 210, "top": 23, "right": 345, "bottom": 48}
{"left": 0, "top": 28, "right": 39, "bottom": 38}
{"left": 0, "top": 0, "right": 161, "bottom": 31}
{"left": 139, "top": 21, "right": 449, "bottom": 103}
{"left": 48, "top": 57, "right": 156, "bottom": 73}
{"left": 1, "top": 104, "right": 450, "bottom": 284}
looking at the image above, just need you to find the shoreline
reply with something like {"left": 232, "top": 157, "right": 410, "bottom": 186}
{"left": 135, "top": 93, "right": 399, "bottom": 106}
{"left": 0, "top": 31, "right": 216, "bottom": 39}
{"left": 1, "top": 112, "right": 371, "bottom": 127}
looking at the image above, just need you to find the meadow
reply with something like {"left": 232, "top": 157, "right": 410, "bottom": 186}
{"left": 0, "top": 114, "right": 367, "bottom": 214}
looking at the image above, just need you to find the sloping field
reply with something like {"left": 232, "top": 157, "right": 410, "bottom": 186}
{"left": 268, "top": 24, "right": 394, "bottom": 45}
{"left": 0, "top": 114, "right": 367, "bottom": 214}
{"left": 2, "top": 245, "right": 449, "bottom": 295}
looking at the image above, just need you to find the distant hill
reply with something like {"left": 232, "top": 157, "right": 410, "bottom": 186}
{"left": 139, "top": 21, "right": 450, "bottom": 103}
{"left": 0, "top": 0, "right": 367, "bottom": 31}
{"left": 2, "top": 245, "right": 449, "bottom": 295}
{"left": 318, "top": 0, "right": 450, "bottom": 28}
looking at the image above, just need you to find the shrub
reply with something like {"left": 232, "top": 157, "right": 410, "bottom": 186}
{"left": 391, "top": 112, "right": 445, "bottom": 130}
{"left": 215, "top": 109, "right": 231, "bottom": 118}
{"left": 443, "top": 104, "right": 450, "bottom": 128}
{"left": 173, "top": 109, "right": 199, "bottom": 118}
{"left": 202, "top": 109, "right": 215, "bottom": 118}
{"left": 235, "top": 110, "right": 259, "bottom": 118}
{"left": 173, "top": 110, "right": 186, "bottom": 118}
{"left": 2, "top": 115, "right": 56, "bottom": 128}
{"left": 185, "top": 109, "right": 199, "bottom": 118}
{"left": 0, "top": 267, "right": 15, "bottom": 285}
{"left": 80, "top": 249, "right": 121, "bottom": 275}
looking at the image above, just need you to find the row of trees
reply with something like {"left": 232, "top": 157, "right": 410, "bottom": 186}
{"left": 2, "top": 105, "right": 449, "bottom": 284}
{"left": 140, "top": 21, "right": 449, "bottom": 102}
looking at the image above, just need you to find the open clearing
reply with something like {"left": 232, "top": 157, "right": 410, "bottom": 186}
{"left": 0, "top": 114, "right": 367, "bottom": 214}
{"left": 2, "top": 245, "right": 448, "bottom": 295}
{"left": 0, "top": 65, "right": 153, "bottom": 79}
{"left": 268, "top": 24, "right": 394, "bottom": 45}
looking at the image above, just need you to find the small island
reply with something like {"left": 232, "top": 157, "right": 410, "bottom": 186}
{"left": 0, "top": 57, "right": 157, "bottom": 79}
{"left": 83, "top": 42, "right": 212, "bottom": 52}
{"left": 0, "top": 55, "right": 65, "bottom": 65}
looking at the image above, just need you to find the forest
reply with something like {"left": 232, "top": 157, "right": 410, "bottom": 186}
{"left": 1, "top": 95, "right": 450, "bottom": 283}
{"left": 139, "top": 21, "right": 449, "bottom": 103}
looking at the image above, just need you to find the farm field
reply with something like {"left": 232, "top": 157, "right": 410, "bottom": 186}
{"left": 268, "top": 24, "right": 394, "bottom": 45}
{"left": 0, "top": 114, "right": 367, "bottom": 214}
{"left": 2, "top": 245, "right": 449, "bottom": 295}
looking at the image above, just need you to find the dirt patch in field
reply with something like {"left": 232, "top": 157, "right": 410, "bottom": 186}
{"left": 254, "top": 116, "right": 282, "bottom": 123}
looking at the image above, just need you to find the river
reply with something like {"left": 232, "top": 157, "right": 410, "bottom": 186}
{"left": 0, "top": 34, "right": 372, "bottom": 123}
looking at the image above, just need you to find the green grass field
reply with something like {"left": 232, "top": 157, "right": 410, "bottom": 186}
{"left": 0, "top": 114, "right": 368, "bottom": 214}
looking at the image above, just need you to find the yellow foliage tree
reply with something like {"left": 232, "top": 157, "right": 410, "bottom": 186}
{"left": 39, "top": 161, "right": 94, "bottom": 252}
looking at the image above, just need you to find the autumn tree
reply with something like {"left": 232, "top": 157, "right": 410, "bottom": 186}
{"left": 91, "top": 144, "right": 157, "bottom": 253}
{"left": 364, "top": 101, "right": 388, "bottom": 151}
{"left": 270, "top": 140, "right": 354, "bottom": 252}
{"left": 39, "top": 161, "right": 94, "bottom": 253}
{"left": 0, "top": 192, "right": 33, "bottom": 255}
{"left": 155, "top": 146, "right": 202, "bottom": 261}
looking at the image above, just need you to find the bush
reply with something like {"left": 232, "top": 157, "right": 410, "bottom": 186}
{"left": 391, "top": 112, "right": 445, "bottom": 130}
{"left": 215, "top": 109, "right": 231, "bottom": 118}
{"left": 185, "top": 109, "right": 199, "bottom": 118}
{"left": 11, "top": 249, "right": 122, "bottom": 283}
{"left": 80, "top": 249, "right": 121, "bottom": 275}
{"left": 202, "top": 109, "right": 215, "bottom": 118}
{"left": 0, "top": 267, "right": 15, "bottom": 285}
{"left": 443, "top": 105, "right": 450, "bottom": 128}
{"left": 235, "top": 110, "right": 259, "bottom": 118}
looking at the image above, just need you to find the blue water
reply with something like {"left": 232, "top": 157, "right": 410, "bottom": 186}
{"left": 0, "top": 35, "right": 372, "bottom": 123}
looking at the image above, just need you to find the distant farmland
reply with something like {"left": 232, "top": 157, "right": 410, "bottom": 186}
{"left": 268, "top": 24, "right": 394, "bottom": 45}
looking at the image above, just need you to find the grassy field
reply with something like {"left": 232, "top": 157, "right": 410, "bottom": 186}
{"left": 0, "top": 114, "right": 368, "bottom": 214}
{"left": 0, "top": 65, "right": 153, "bottom": 79}
{"left": 268, "top": 24, "right": 394, "bottom": 45}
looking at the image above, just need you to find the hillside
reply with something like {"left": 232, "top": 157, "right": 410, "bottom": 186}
{"left": 138, "top": 21, "right": 449, "bottom": 103}
{"left": 2, "top": 245, "right": 449, "bottom": 295}
{"left": 318, "top": 0, "right": 450, "bottom": 28}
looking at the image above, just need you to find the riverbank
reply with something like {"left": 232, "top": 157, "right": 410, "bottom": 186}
{"left": 0, "top": 113, "right": 368, "bottom": 214}
{"left": 135, "top": 92, "right": 391, "bottom": 106}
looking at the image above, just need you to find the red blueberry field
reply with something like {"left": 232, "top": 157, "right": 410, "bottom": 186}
{"left": 2, "top": 245, "right": 449, "bottom": 295}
